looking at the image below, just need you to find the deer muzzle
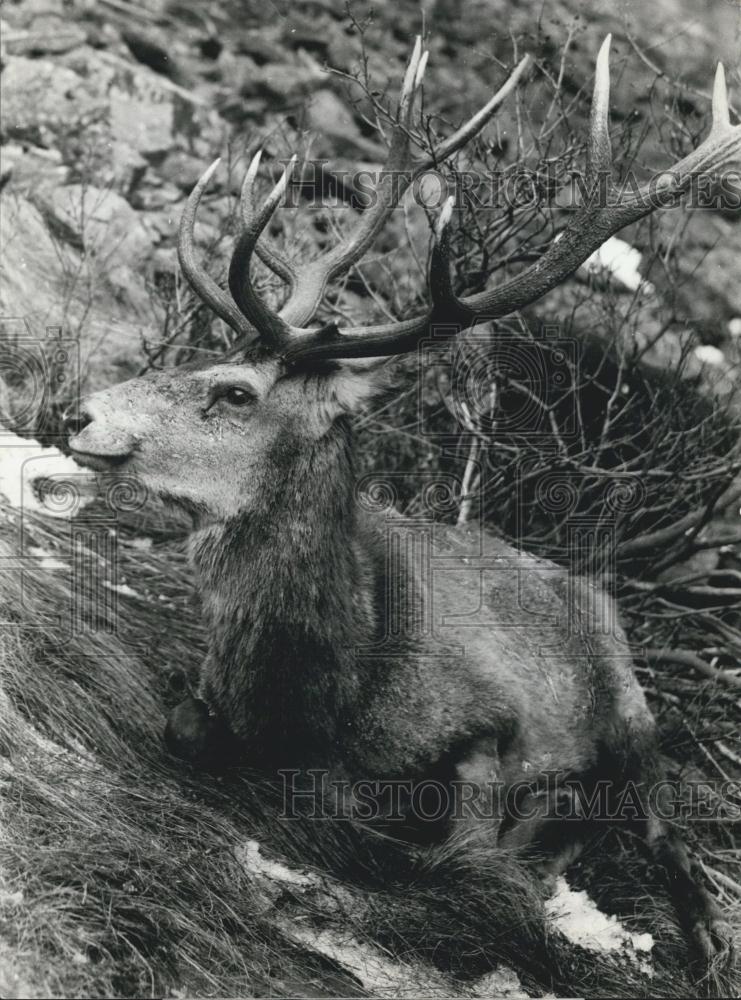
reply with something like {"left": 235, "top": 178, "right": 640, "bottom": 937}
{"left": 65, "top": 401, "right": 139, "bottom": 469}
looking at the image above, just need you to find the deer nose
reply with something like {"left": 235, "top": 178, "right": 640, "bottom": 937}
{"left": 64, "top": 399, "right": 138, "bottom": 468}
{"left": 63, "top": 405, "right": 93, "bottom": 438}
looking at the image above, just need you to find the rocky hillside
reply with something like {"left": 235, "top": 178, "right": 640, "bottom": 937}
{"left": 1, "top": 0, "right": 740, "bottom": 398}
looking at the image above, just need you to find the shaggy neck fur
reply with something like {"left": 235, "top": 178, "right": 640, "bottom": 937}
{"left": 189, "top": 418, "right": 380, "bottom": 754}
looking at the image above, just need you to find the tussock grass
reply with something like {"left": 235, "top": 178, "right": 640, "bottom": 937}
{"left": 0, "top": 509, "right": 311, "bottom": 998}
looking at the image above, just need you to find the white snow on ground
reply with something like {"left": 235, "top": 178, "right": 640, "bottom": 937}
{"left": 236, "top": 839, "right": 662, "bottom": 996}
{"left": 289, "top": 924, "right": 472, "bottom": 999}
{"left": 580, "top": 235, "right": 656, "bottom": 294}
{"left": 236, "top": 838, "right": 531, "bottom": 998}
{"left": 0, "top": 428, "right": 96, "bottom": 515}
{"left": 238, "top": 838, "right": 317, "bottom": 888}
{"left": 693, "top": 344, "right": 726, "bottom": 366}
{"left": 546, "top": 876, "right": 653, "bottom": 972}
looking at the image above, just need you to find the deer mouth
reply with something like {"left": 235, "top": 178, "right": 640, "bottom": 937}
{"left": 68, "top": 449, "right": 133, "bottom": 472}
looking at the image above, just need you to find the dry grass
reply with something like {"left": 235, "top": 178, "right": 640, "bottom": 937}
{"left": 0, "top": 468, "right": 739, "bottom": 998}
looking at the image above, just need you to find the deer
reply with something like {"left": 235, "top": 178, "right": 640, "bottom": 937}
{"left": 65, "top": 36, "right": 739, "bottom": 966}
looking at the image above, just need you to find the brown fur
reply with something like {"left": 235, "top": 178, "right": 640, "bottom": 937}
{"left": 67, "top": 354, "right": 734, "bottom": 966}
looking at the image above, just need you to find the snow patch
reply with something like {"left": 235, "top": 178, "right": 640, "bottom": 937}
{"left": 236, "top": 837, "right": 528, "bottom": 998}
{"left": 581, "top": 236, "right": 655, "bottom": 295}
{"left": 238, "top": 838, "right": 316, "bottom": 888}
{"left": 546, "top": 876, "right": 653, "bottom": 971}
{"left": 289, "top": 924, "right": 463, "bottom": 998}
{"left": 693, "top": 344, "right": 726, "bottom": 366}
{"left": 0, "top": 428, "right": 96, "bottom": 516}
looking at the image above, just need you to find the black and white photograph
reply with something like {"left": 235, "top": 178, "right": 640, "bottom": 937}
{"left": 0, "top": 1, "right": 740, "bottom": 997}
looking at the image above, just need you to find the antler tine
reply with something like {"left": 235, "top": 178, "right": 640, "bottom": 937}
{"left": 281, "top": 38, "right": 741, "bottom": 366}
{"left": 418, "top": 53, "right": 532, "bottom": 168}
{"left": 429, "top": 196, "right": 463, "bottom": 310}
{"left": 276, "top": 40, "right": 531, "bottom": 332}
{"left": 228, "top": 155, "right": 300, "bottom": 348}
{"left": 282, "top": 196, "right": 472, "bottom": 366}
{"left": 399, "top": 34, "right": 424, "bottom": 125}
{"left": 240, "top": 150, "right": 297, "bottom": 287}
{"left": 240, "top": 147, "right": 263, "bottom": 218}
{"left": 415, "top": 50, "right": 430, "bottom": 92}
{"left": 625, "top": 61, "right": 740, "bottom": 207}
{"left": 178, "top": 158, "right": 255, "bottom": 339}
{"left": 587, "top": 34, "right": 612, "bottom": 182}
{"left": 711, "top": 62, "right": 731, "bottom": 134}
{"left": 275, "top": 37, "right": 430, "bottom": 330}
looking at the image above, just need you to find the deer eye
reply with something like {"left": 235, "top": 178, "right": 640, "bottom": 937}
{"left": 222, "top": 386, "right": 254, "bottom": 407}
{"left": 204, "top": 384, "right": 257, "bottom": 414}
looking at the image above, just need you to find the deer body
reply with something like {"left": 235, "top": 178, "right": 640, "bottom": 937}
{"left": 66, "top": 35, "right": 739, "bottom": 964}
{"left": 190, "top": 451, "right": 636, "bottom": 789}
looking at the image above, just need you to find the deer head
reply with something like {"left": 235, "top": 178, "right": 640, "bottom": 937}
{"left": 66, "top": 37, "right": 740, "bottom": 524}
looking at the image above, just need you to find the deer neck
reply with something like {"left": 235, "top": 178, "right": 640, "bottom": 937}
{"left": 188, "top": 420, "right": 378, "bottom": 747}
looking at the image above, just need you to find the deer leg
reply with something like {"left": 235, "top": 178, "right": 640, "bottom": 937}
{"left": 499, "top": 781, "right": 591, "bottom": 893}
{"left": 448, "top": 741, "right": 504, "bottom": 848}
{"left": 444, "top": 741, "right": 554, "bottom": 972}
{"left": 609, "top": 711, "right": 734, "bottom": 965}
{"left": 451, "top": 742, "right": 589, "bottom": 884}
{"left": 644, "top": 788, "right": 735, "bottom": 964}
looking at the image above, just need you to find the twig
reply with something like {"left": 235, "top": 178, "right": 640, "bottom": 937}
{"left": 457, "top": 433, "right": 482, "bottom": 526}
{"left": 625, "top": 31, "right": 740, "bottom": 122}
{"left": 699, "top": 862, "right": 741, "bottom": 899}
{"left": 644, "top": 648, "right": 741, "bottom": 692}
{"left": 716, "top": 741, "right": 741, "bottom": 768}
{"left": 620, "top": 480, "right": 741, "bottom": 557}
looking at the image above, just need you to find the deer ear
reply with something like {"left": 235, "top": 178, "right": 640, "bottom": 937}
{"left": 322, "top": 358, "right": 400, "bottom": 415}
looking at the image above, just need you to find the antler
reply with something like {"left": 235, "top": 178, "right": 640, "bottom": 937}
{"left": 179, "top": 37, "right": 530, "bottom": 349}
{"left": 178, "top": 160, "right": 255, "bottom": 340}
{"left": 179, "top": 36, "right": 741, "bottom": 365}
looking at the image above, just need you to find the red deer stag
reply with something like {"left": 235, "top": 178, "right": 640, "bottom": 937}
{"left": 66, "top": 37, "right": 739, "bottom": 962}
